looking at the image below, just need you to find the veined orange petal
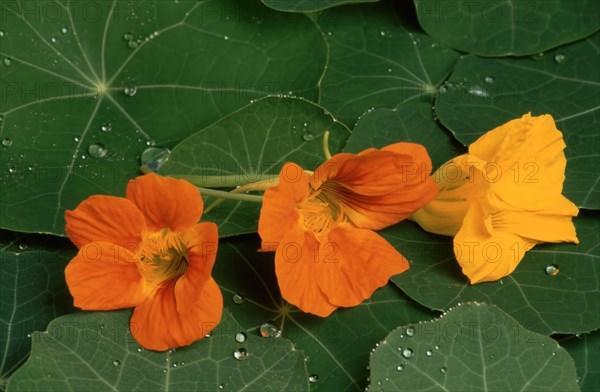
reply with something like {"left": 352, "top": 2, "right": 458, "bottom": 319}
{"left": 454, "top": 202, "right": 534, "bottom": 284}
{"left": 174, "top": 222, "right": 219, "bottom": 314}
{"left": 131, "top": 277, "right": 223, "bottom": 351}
{"left": 65, "top": 241, "right": 147, "bottom": 310}
{"left": 274, "top": 226, "right": 337, "bottom": 317}
{"left": 316, "top": 225, "right": 408, "bottom": 307}
{"left": 65, "top": 195, "right": 145, "bottom": 249}
{"left": 258, "top": 163, "right": 309, "bottom": 247}
{"left": 126, "top": 173, "right": 203, "bottom": 232}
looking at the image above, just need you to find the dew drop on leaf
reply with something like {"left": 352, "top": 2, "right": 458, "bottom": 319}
{"left": 440, "top": 367, "right": 447, "bottom": 374}
{"left": 405, "top": 327, "right": 415, "bottom": 337}
{"left": 232, "top": 293, "right": 245, "bottom": 304}
{"left": 396, "top": 364, "right": 404, "bottom": 371}
{"left": 484, "top": 76, "right": 495, "bottom": 84}
{"left": 302, "top": 132, "right": 315, "bottom": 141}
{"left": 124, "top": 85, "right": 137, "bottom": 96}
{"left": 88, "top": 143, "right": 108, "bottom": 158}
{"left": 8, "top": 166, "right": 17, "bottom": 173}
{"left": 545, "top": 264, "right": 560, "bottom": 276}
{"left": 100, "top": 122, "right": 112, "bottom": 132}
{"left": 402, "top": 348, "right": 414, "bottom": 359}
{"left": 112, "top": 360, "right": 121, "bottom": 366}
{"left": 3, "top": 57, "right": 12, "bottom": 66}
{"left": 554, "top": 53, "right": 567, "bottom": 64}
{"left": 233, "top": 348, "right": 248, "bottom": 360}
{"left": 2, "top": 138, "right": 12, "bottom": 147}
{"left": 61, "top": 27, "right": 68, "bottom": 34}
{"left": 260, "top": 322, "right": 281, "bottom": 338}
{"left": 235, "top": 332, "right": 246, "bottom": 343}
{"left": 141, "top": 146, "right": 170, "bottom": 171}
{"left": 308, "top": 374, "right": 319, "bottom": 383}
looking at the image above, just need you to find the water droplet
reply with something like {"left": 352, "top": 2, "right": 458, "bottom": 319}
{"left": 46, "top": 373, "right": 52, "bottom": 378}
{"left": 554, "top": 53, "right": 567, "bottom": 64}
{"left": 27, "top": 333, "right": 32, "bottom": 338}
{"left": 128, "top": 40, "right": 139, "bottom": 49}
{"left": 2, "top": 138, "right": 12, "bottom": 147}
{"left": 0, "top": 115, "right": 4, "bottom": 122}
{"left": 224, "top": 36, "right": 229, "bottom": 40}
{"left": 100, "top": 324, "right": 105, "bottom": 329}
{"left": 18, "top": 243, "right": 27, "bottom": 250}
{"left": 396, "top": 364, "right": 404, "bottom": 371}
{"left": 162, "top": 369, "right": 167, "bottom": 373}
{"left": 467, "top": 86, "right": 490, "bottom": 98}
{"left": 484, "top": 76, "right": 495, "bottom": 84}
{"left": 545, "top": 264, "right": 560, "bottom": 276}
{"left": 3, "top": 57, "right": 12, "bottom": 66}
{"left": 137, "top": 347, "right": 144, "bottom": 353}
{"left": 140, "top": 146, "right": 170, "bottom": 171}
{"left": 218, "top": 384, "right": 225, "bottom": 390}
{"left": 260, "top": 322, "right": 281, "bottom": 338}
{"left": 434, "top": 345, "right": 440, "bottom": 350}
{"left": 531, "top": 52, "right": 546, "bottom": 61}
{"left": 172, "top": 362, "right": 179, "bottom": 368}
{"left": 124, "top": 32, "right": 133, "bottom": 40}
{"left": 489, "top": 354, "right": 495, "bottom": 359}
{"left": 426, "top": 350, "right": 433, "bottom": 357}
{"left": 440, "top": 367, "right": 447, "bottom": 374}
{"left": 402, "top": 348, "right": 414, "bottom": 359}
{"left": 88, "top": 143, "right": 108, "bottom": 158}
{"left": 8, "top": 166, "right": 17, "bottom": 173}
{"left": 100, "top": 122, "right": 112, "bottom": 132}
{"left": 0, "top": 31, "right": 5, "bottom": 37}
{"left": 302, "top": 132, "right": 315, "bottom": 141}
{"left": 112, "top": 360, "right": 121, "bottom": 366}
{"left": 405, "top": 327, "right": 415, "bottom": 337}
{"left": 124, "top": 85, "right": 137, "bottom": 96}
{"left": 379, "top": 30, "right": 386, "bottom": 37}
{"left": 74, "top": 136, "right": 80, "bottom": 142}
{"left": 61, "top": 27, "right": 68, "bottom": 34}
{"left": 205, "top": 331, "right": 213, "bottom": 338}
{"left": 167, "top": 348, "right": 176, "bottom": 354}
{"left": 235, "top": 332, "right": 246, "bottom": 343}
{"left": 233, "top": 348, "right": 248, "bottom": 360}
{"left": 232, "top": 293, "right": 245, "bottom": 304}
{"left": 308, "top": 374, "right": 319, "bottom": 383}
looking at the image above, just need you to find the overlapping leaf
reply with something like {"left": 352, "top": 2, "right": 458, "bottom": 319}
{"left": 414, "top": 0, "right": 599, "bottom": 56}
{"left": 369, "top": 303, "right": 579, "bottom": 391}
{"left": 0, "top": 231, "right": 75, "bottom": 389}
{"left": 7, "top": 310, "right": 308, "bottom": 391}
{"left": 317, "top": 1, "right": 461, "bottom": 125}
{"left": 212, "top": 235, "right": 436, "bottom": 392}
{"left": 388, "top": 212, "right": 600, "bottom": 335}
{"left": 261, "top": 0, "right": 380, "bottom": 12}
{"left": 558, "top": 331, "right": 600, "bottom": 392}
{"left": 0, "top": 0, "right": 327, "bottom": 235}
{"left": 434, "top": 32, "right": 600, "bottom": 208}
{"left": 159, "top": 96, "right": 350, "bottom": 238}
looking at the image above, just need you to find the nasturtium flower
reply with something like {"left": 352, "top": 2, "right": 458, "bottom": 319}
{"left": 412, "top": 113, "right": 579, "bottom": 284}
{"left": 64, "top": 173, "right": 222, "bottom": 351}
{"left": 259, "top": 143, "right": 438, "bottom": 316}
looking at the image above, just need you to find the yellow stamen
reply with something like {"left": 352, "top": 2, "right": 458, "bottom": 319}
{"left": 137, "top": 229, "right": 188, "bottom": 286}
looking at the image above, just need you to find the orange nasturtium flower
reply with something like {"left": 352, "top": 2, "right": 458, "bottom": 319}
{"left": 64, "top": 173, "right": 222, "bottom": 351}
{"left": 412, "top": 113, "right": 579, "bottom": 284}
{"left": 259, "top": 143, "right": 438, "bottom": 316}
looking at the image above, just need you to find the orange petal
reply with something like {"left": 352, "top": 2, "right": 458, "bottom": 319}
{"left": 454, "top": 202, "right": 534, "bottom": 284}
{"left": 316, "top": 225, "right": 408, "bottom": 307}
{"left": 126, "top": 173, "right": 203, "bottom": 232}
{"left": 65, "top": 241, "right": 147, "bottom": 310}
{"left": 258, "top": 162, "right": 309, "bottom": 247}
{"left": 174, "top": 222, "right": 219, "bottom": 314}
{"left": 274, "top": 226, "right": 337, "bottom": 317}
{"left": 65, "top": 195, "right": 145, "bottom": 249}
{"left": 131, "top": 277, "right": 223, "bottom": 351}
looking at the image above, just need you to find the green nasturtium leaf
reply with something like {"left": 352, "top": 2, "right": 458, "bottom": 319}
{"left": 343, "top": 101, "right": 459, "bottom": 170}
{"left": 212, "top": 235, "right": 436, "bottom": 392}
{"left": 0, "top": 231, "right": 75, "bottom": 389}
{"left": 557, "top": 331, "right": 600, "bottom": 392}
{"left": 434, "top": 32, "right": 600, "bottom": 209}
{"left": 159, "top": 96, "right": 350, "bottom": 238}
{"left": 7, "top": 310, "right": 308, "bottom": 392}
{"left": 317, "top": 2, "right": 461, "bottom": 126}
{"left": 388, "top": 212, "right": 600, "bottom": 336}
{"left": 0, "top": 0, "right": 327, "bottom": 236}
{"left": 369, "top": 303, "right": 580, "bottom": 391}
{"left": 261, "top": 0, "right": 380, "bottom": 12}
{"left": 414, "top": 0, "right": 599, "bottom": 57}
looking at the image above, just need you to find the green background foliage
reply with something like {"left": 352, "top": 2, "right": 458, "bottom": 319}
{"left": 1, "top": 0, "right": 598, "bottom": 390}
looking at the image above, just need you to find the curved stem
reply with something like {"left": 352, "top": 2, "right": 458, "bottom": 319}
{"left": 322, "top": 130, "right": 332, "bottom": 160}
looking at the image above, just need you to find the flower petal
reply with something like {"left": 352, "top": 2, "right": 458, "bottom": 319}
{"left": 492, "top": 208, "right": 578, "bottom": 244}
{"left": 274, "top": 226, "right": 337, "bottom": 317}
{"left": 65, "top": 195, "right": 145, "bottom": 249}
{"left": 454, "top": 202, "right": 534, "bottom": 284}
{"left": 316, "top": 225, "right": 409, "bottom": 307}
{"left": 131, "top": 277, "right": 223, "bottom": 351}
{"left": 126, "top": 173, "right": 203, "bottom": 232}
{"left": 259, "top": 163, "right": 309, "bottom": 247}
{"left": 65, "top": 241, "right": 147, "bottom": 310}
{"left": 174, "top": 222, "right": 219, "bottom": 314}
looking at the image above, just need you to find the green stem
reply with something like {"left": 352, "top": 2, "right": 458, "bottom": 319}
{"left": 197, "top": 187, "right": 264, "bottom": 203}
{"left": 140, "top": 165, "right": 276, "bottom": 188}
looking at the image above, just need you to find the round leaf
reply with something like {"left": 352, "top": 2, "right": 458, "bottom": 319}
{"left": 261, "top": 0, "right": 380, "bottom": 12}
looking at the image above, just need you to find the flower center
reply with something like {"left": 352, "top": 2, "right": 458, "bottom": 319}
{"left": 298, "top": 181, "right": 346, "bottom": 238}
{"left": 137, "top": 228, "right": 188, "bottom": 286}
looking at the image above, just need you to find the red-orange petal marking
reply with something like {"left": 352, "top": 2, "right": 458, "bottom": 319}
{"left": 131, "top": 278, "right": 223, "bottom": 351}
{"left": 174, "top": 222, "right": 219, "bottom": 314}
{"left": 126, "top": 173, "right": 204, "bottom": 232}
{"left": 65, "top": 241, "right": 147, "bottom": 310}
{"left": 65, "top": 195, "right": 145, "bottom": 249}
{"left": 316, "top": 225, "right": 408, "bottom": 307}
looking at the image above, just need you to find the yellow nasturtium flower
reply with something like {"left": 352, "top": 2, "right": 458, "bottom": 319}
{"left": 412, "top": 113, "right": 579, "bottom": 284}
